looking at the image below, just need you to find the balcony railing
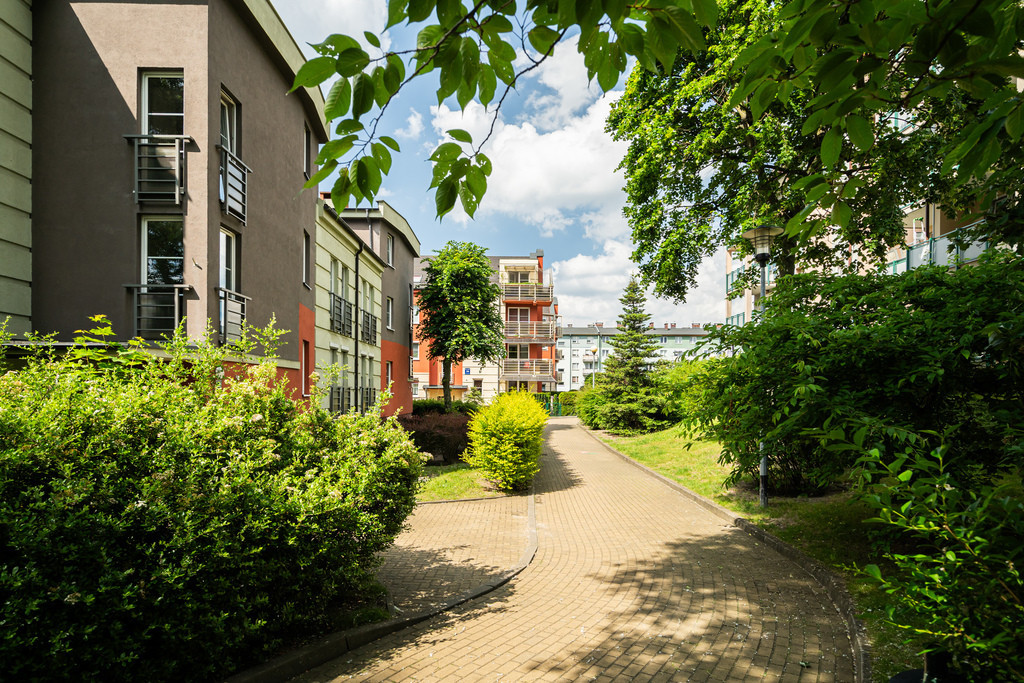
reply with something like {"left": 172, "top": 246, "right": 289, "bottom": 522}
{"left": 884, "top": 223, "right": 989, "bottom": 275}
{"left": 218, "top": 145, "right": 251, "bottom": 224}
{"left": 504, "top": 320, "right": 555, "bottom": 340}
{"left": 127, "top": 284, "right": 190, "bottom": 340}
{"left": 360, "top": 311, "right": 379, "bottom": 344}
{"left": 217, "top": 287, "right": 250, "bottom": 345}
{"left": 725, "top": 312, "right": 746, "bottom": 327}
{"left": 725, "top": 264, "right": 745, "bottom": 290}
{"left": 502, "top": 283, "right": 553, "bottom": 301}
{"left": 126, "top": 134, "right": 192, "bottom": 204}
{"left": 330, "top": 293, "right": 355, "bottom": 336}
{"left": 502, "top": 358, "right": 555, "bottom": 378}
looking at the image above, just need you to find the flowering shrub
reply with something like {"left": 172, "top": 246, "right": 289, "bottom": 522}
{"left": 0, "top": 319, "right": 421, "bottom": 680}
{"left": 466, "top": 391, "right": 547, "bottom": 491}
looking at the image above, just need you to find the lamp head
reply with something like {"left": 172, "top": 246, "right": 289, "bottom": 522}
{"left": 741, "top": 224, "right": 783, "bottom": 263}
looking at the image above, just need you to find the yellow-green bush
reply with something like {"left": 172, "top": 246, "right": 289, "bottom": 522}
{"left": 466, "top": 391, "right": 547, "bottom": 491}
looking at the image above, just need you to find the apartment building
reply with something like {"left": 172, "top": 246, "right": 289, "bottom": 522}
{"left": 725, "top": 205, "right": 992, "bottom": 326}
{"left": 23, "top": 0, "right": 327, "bottom": 396}
{"left": 339, "top": 202, "right": 421, "bottom": 417}
{"left": 313, "top": 199, "right": 385, "bottom": 414}
{"left": 555, "top": 323, "right": 710, "bottom": 392}
{"left": 412, "top": 249, "right": 558, "bottom": 402}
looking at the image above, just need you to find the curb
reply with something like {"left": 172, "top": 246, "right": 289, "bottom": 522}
{"left": 577, "top": 423, "right": 872, "bottom": 683}
{"left": 227, "top": 488, "right": 539, "bottom": 683}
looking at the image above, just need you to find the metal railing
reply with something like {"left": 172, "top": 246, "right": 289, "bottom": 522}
{"left": 504, "top": 320, "right": 555, "bottom": 340}
{"left": 126, "top": 284, "right": 191, "bottom": 340}
{"left": 725, "top": 312, "right": 746, "bottom": 327}
{"left": 217, "top": 287, "right": 250, "bottom": 344}
{"left": 884, "top": 223, "right": 989, "bottom": 275}
{"left": 502, "top": 358, "right": 555, "bottom": 378}
{"left": 502, "top": 283, "right": 553, "bottom": 301}
{"left": 218, "top": 145, "right": 251, "bottom": 224}
{"left": 725, "top": 263, "right": 745, "bottom": 290}
{"left": 125, "top": 134, "right": 192, "bottom": 203}
{"left": 360, "top": 312, "right": 378, "bottom": 343}
{"left": 330, "top": 293, "right": 354, "bottom": 336}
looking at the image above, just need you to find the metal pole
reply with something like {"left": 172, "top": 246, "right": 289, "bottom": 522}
{"left": 759, "top": 261, "right": 768, "bottom": 508}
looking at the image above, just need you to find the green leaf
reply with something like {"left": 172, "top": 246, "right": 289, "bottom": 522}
{"left": 489, "top": 53, "right": 515, "bottom": 84}
{"left": 1006, "top": 102, "right": 1024, "bottom": 141}
{"left": 324, "top": 78, "right": 352, "bottom": 119}
{"left": 478, "top": 64, "right": 497, "bottom": 106}
{"left": 447, "top": 128, "right": 473, "bottom": 143}
{"left": 466, "top": 165, "right": 487, "bottom": 199}
{"left": 528, "top": 25, "right": 561, "bottom": 55}
{"left": 691, "top": 0, "right": 718, "bottom": 27}
{"left": 436, "top": 178, "right": 458, "bottom": 216}
{"left": 316, "top": 136, "right": 357, "bottom": 165}
{"left": 660, "top": 5, "right": 706, "bottom": 53}
{"left": 372, "top": 142, "right": 393, "bottom": 174}
{"left": 821, "top": 126, "right": 842, "bottom": 168}
{"left": 310, "top": 34, "right": 361, "bottom": 56}
{"left": 832, "top": 200, "right": 851, "bottom": 228}
{"left": 364, "top": 31, "right": 381, "bottom": 48}
{"left": 864, "top": 564, "right": 883, "bottom": 581}
{"left": 430, "top": 142, "right": 463, "bottom": 161}
{"left": 380, "top": 135, "right": 401, "bottom": 152}
{"left": 330, "top": 169, "right": 352, "bottom": 209}
{"left": 458, "top": 181, "right": 478, "bottom": 217}
{"left": 407, "top": 0, "right": 434, "bottom": 22}
{"left": 846, "top": 115, "right": 874, "bottom": 152}
{"left": 386, "top": 0, "right": 408, "bottom": 29}
{"left": 291, "top": 56, "right": 337, "bottom": 91}
{"left": 417, "top": 24, "right": 445, "bottom": 50}
{"left": 351, "top": 73, "right": 375, "bottom": 118}
{"left": 302, "top": 159, "right": 337, "bottom": 189}
{"left": 335, "top": 119, "right": 365, "bottom": 135}
{"left": 336, "top": 48, "right": 370, "bottom": 77}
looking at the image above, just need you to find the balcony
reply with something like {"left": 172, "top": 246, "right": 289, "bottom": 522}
{"left": 504, "top": 320, "right": 555, "bottom": 341}
{"left": 502, "top": 358, "right": 555, "bottom": 379}
{"left": 217, "top": 287, "right": 250, "bottom": 344}
{"left": 884, "top": 223, "right": 989, "bottom": 275}
{"left": 126, "top": 134, "right": 192, "bottom": 204}
{"left": 218, "top": 145, "right": 251, "bottom": 224}
{"left": 360, "top": 311, "right": 379, "bottom": 344}
{"left": 330, "top": 293, "right": 355, "bottom": 336}
{"left": 127, "top": 284, "right": 190, "bottom": 340}
{"left": 502, "top": 283, "right": 553, "bottom": 302}
{"left": 725, "top": 312, "right": 746, "bottom": 327}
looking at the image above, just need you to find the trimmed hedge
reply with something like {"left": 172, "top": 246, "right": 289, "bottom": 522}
{"left": 0, "top": 322, "right": 421, "bottom": 680}
{"left": 397, "top": 412, "right": 471, "bottom": 463}
{"left": 465, "top": 391, "right": 547, "bottom": 491}
{"left": 411, "top": 398, "right": 477, "bottom": 416}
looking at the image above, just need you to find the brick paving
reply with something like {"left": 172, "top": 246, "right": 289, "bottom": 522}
{"left": 292, "top": 418, "right": 855, "bottom": 682}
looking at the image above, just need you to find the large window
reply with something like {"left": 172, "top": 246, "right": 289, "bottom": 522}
{"left": 142, "top": 72, "right": 184, "bottom": 135}
{"left": 412, "top": 342, "right": 419, "bottom": 360}
{"left": 219, "top": 229, "right": 238, "bottom": 291}
{"left": 219, "top": 94, "right": 237, "bottom": 152}
{"left": 142, "top": 217, "right": 184, "bottom": 284}
{"left": 386, "top": 297, "right": 394, "bottom": 329}
{"left": 386, "top": 234, "right": 394, "bottom": 266}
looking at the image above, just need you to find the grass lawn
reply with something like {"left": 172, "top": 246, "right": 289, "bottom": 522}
{"left": 416, "top": 463, "right": 507, "bottom": 502}
{"left": 598, "top": 423, "right": 919, "bottom": 682}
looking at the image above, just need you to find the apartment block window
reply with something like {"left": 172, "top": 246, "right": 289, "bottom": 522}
{"left": 386, "top": 361, "right": 393, "bottom": 386}
{"left": 330, "top": 258, "right": 339, "bottom": 296}
{"left": 142, "top": 217, "right": 184, "bottom": 284}
{"left": 220, "top": 94, "right": 237, "bottom": 152}
{"left": 386, "top": 234, "right": 394, "bottom": 266}
{"left": 474, "top": 378, "right": 483, "bottom": 390}
{"left": 507, "top": 270, "right": 530, "bottom": 283}
{"left": 412, "top": 342, "right": 419, "bottom": 359}
{"left": 412, "top": 305, "right": 420, "bottom": 325}
{"left": 341, "top": 265, "right": 350, "bottom": 300}
{"left": 303, "top": 124, "right": 312, "bottom": 178}
{"left": 219, "top": 229, "right": 238, "bottom": 291}
{"left": 142, "top": 72, "right": 184, "bottom": 135}
{"left": 386, "top": 297, "right": 394, "bottom": 329}
{"left": 302, "top": 231, "right": 311, "bottom": 287}
{"left": 302, "top": 340, "right": 311, "bottom": 396}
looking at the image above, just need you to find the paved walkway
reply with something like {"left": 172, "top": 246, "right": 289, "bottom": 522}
{"left": 292, "top": 418, "right": 855, "bottom": 682}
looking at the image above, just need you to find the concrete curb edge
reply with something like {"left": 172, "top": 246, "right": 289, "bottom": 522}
{"left": 577, "top": 424, "right": 872, "bottom": 683}
{"left": 227, "top": 488, "right": 539, "bottom": 683}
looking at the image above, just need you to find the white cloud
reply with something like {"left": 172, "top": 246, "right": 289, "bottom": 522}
{"left": 520, "top": 36, "right": 603, "bottom": 131}
{"left": 394, "top": 109, "right": 425, "bottom": 140}
{"left": 274, "top": 0, "right": 391, "bottom": 55}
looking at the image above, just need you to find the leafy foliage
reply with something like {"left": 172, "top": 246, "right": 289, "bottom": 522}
{"left": 0, "top": 321, "right": 422, "bottom": 680}
{"left": 398, "top": 412, "right": 471, "bottom": 463}
{"left": 859, "top": 446, "right": 1024, "bottom": 681}
{"left": 465, "top": 391, "right": 547, "bottom": 491}
{"left": 606, "top": 0, "right": 945, "bottom": 301}
{"left": 688, "top": 251, "right": 1024, "bottom": 494}
{"left": 411, "top": 398, "right": 478, "bottom": 415}
{"left": 417, "top": 241, "right": 504, "bottom": 411}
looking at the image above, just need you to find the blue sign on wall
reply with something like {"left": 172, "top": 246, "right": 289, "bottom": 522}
{"left": 464, "top": 368, "right": 471, "bottom": 375}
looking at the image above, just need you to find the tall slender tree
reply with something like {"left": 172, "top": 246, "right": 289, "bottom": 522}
{"left": 417, "top": 241, "right": 504, "bottom": 412}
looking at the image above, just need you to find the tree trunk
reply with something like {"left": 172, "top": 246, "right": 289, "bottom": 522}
{"left": 442, "top": 357, "right": 452, "bottom": 413}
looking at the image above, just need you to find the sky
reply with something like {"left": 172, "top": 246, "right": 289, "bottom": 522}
{"left": 274, "top": 0, "right": 727, "bottom": 327}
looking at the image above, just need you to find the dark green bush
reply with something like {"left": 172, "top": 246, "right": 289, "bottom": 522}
{"left": 0, "top": 321, "right": 421, "bottom": 680}
{"left": 466, "top": 391, "right": 547, "bottom": 491}
{"left": 859, "top": 446, "right": 1024, "bottom": 680}
{"left": 412, "top": 398, "right": 477, "bottom": 415}
{"left": 576, "top": 387, "right": 608, "bottom": 429}
{"left": 397, "top": 412, "right": 470, "bottom": 463}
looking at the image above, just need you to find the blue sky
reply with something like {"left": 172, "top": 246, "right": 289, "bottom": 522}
{"left": 274, "top": 0, "right": 726, "bottom": 326}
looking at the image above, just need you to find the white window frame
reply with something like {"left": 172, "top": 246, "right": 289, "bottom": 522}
{"left": 303, "top": 124, "right": 312, "bottom": 178}
{"left": 386, "top": 234, "right": 395, "bottom": 266}
{"left": 141, "top": 71, "right": 184, "bottom": 136}
{"left": 302, "top": 231, "right": 311, "bottom": 287}
{"left": 386, "top": 360, "right": 393, "bottom": 386}
{"left": 219, "top": 228, "right": 238, "bottom": 291}
{"left": 386, "top": 297, "right": 394, "bottom": 329}
{"left": 219, "top": 92, "right": 237, "bottom": 153}
{"left": 141, "top": 216, "right": 185, "bottom": 285}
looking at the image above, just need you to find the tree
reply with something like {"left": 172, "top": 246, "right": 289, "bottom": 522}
{"left": 606, "top": 0, "right": 945, "bottom": 301}
{"left": 417, "top": 241, "right": 504, "bottom": 411}
{"left": 292, "top": 0, "right": 1023, "bottom": 250}
{"left": 583, "top": 277, "right": 674, "bottom": 434}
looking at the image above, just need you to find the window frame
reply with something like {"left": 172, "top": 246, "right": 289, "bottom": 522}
{"left": 141, "top": 216, "right": 185, "bottom": 285}
{"left": 302, "top": 230, "right": 311, "bottom": 288}
{"left": 141, "top": 71, "right": 184, "bottom": 136}
{"left": 219, "top": 228, "right": 239, "bottom": 292}
{"left": 219, "top": 92, "right": 238, "bottom": 153}
{"left": 386, "top": 234, "right": 395, "bottom": 266}
{"left": 386, "top": 296, "right": 394, "bottom": 329}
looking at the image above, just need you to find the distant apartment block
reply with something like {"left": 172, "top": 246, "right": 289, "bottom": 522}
{"left": 412, "top": 250, "right": 559, "bottom": 401}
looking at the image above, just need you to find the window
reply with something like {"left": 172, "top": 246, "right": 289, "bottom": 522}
{"left": 341, "top": 265, "right": 350, "bottom": 300}
{"left": 142, "top": 72, "right": 184, "bottom": 135}
{"left": 303, "top": 124, "right": 312, "bottom": 178}
{"left": 507, "top": 344, "right": 529, "bottom": 359}
{"left": 507, "top": 307, "right": 530, "bottom": 322}
{"left": 363, "top": 280, "right": 373, "bottom": 312}
{"left": 386, "top": 234, "right": 394, "bottom": 266}
{"left": 412, "top": 306, "right": 420, "bottom": 325}
{"left": 412, "top": 383, "right": 420, "bottom": 397}
{"left": 385, "top": 361, "right": 393, "bottom": 386}
{"left": 412, "top": 342, "right": 419, "bottom": 360}
{"left": 219, "top": 93, "right": 237, "bottom": 152}
{"left": 507, "top": 270, "right": 530, "bottom": 283}
{"left": 474, "top": 378, "right": 483, "bottom": 390}
{"left": 386, "top": 297, "right": 394, "bottom": 329}
{"left": 302, "top": 340, "right": 311, "bottom": 397}
{"left": 302, "top": 231, "right": 311, "bottom": 286}
{"left": 219, "top": 229, "right": 238, "bottom": 291}
{"left": 142, "top": 217, "right": 184, "bottom": 284}
{"left": 330, "top": 258, "right": 339, "bottom": 296}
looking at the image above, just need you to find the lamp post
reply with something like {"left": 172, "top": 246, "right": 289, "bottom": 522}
{"left": 741, "top": 224, "right": 783, "bottom": 509}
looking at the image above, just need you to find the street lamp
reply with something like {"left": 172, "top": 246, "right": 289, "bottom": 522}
{"left": 741, "top": 223, "right": 783, "bottom": 509}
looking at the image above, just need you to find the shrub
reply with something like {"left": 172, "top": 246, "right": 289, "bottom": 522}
{"left": 655, "top": 359, "right": 708, "bottom": 421}
{"left": 397, "top": 412, "right": 471, "bottom": 463}
{"left": 859, "top": 446, "right": 1024, "bottom": 681}
{"left": 465, "top": 391, "right": 547, "bottom": 491}
{"left": 0, "top": 321, "right": 422, "bottom": 680}
{"left": 576, "top": 387, "right": 608, "bottom": 430}
{"left": 412, "top": 398, "right": 477, "bottom": 416}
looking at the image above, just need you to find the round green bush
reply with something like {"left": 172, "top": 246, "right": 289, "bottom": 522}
{"left": 465, "top": 391, "right": 547, "bottom": 491}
